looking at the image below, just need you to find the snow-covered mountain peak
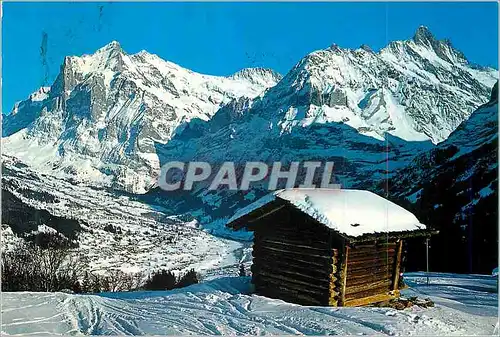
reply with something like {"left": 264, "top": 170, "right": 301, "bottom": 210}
{"left": 410, "top": 26, "right": 458, "bottom": 55}
{"left": 412, "top": 25, "right": 436, "bottom": 46}
{"left": 71, "top": 41, "right": 127, "bottom": 73}
{"left": 234, "top": 28, "right": 496, "bottom": 144}
{"left": 2, "top": 42, "right": 281, "bottom": 192}
{"left": 49, "top": 42, "right": 129, "bottom": 96}
{"left": 359, "top": 44, "right": 374, "bottom": 53}
{"left": 327, "top": 43, "right": 343, "bottom": 53}
{"left": 229, "top": 67, "right": 283, "bottom": 87}
{"left": 96, "top": 40, "right": 122, "bottom": 52}
{"left": 371, "top": 26, "right": 467, "bottom": 70}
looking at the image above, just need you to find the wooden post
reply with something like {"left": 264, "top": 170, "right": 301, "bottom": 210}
{"left": 339, "top": 246, "right": 349, "bottom": 306}
{"left": 329, "top": 250, "right": 339, "bottom": 306}
{"left": 392, "top": 239, "right": 403, "bottom": 290}
{"left": 426, "top": 238, "right": 430, "bottom": 286}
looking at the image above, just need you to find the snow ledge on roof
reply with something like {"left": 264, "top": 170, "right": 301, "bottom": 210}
{"left": 227, "top": 188, "right": 426, "bottom": 237}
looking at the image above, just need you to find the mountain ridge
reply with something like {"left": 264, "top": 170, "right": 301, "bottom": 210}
{"left": 2, "top": 42, "right": 282, "bottom": 192}
{"left": 2, "top": 27, "right": 497, "bottom": 193}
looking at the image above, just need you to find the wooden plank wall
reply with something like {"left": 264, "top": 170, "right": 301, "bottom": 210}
{"left": 252, "top": 217, "right": 339, "bottom": 306}
{"left": 343, "top": 239, "right": 401, "bottom": 306}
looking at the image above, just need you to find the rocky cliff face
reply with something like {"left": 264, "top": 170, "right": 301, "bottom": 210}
{"left": 2, "top": 42, "right": 281, "bottom": 192}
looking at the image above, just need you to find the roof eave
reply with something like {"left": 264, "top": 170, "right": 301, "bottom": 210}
{"left": 346, "top": 228, "right": 439, "bottom": 243}
{"left": 226, "top": 199, "right": 287, "bottom": 231}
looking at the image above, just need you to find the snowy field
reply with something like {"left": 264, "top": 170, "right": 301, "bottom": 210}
{"left": 1, "top": 273, "right": 497, "bottom": 336}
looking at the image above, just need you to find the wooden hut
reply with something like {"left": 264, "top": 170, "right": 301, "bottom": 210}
{"left": 226, "top": 188, "right": 434, "bottom": 307}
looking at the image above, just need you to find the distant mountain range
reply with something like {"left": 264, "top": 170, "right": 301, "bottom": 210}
{"left": 2, "top": 26, "right": 496, "bottom": 194}
{"left": 2, "top": 26, "right": 498, "bottom": 273}
{"left": 2, "top": 42, "right": 281, "bottom": 193}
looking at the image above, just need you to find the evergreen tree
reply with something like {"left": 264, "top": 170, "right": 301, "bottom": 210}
{"left": 72, "top": 280, "right": 82, "bottom": 294}
{"left": 177, "top": 269, "right": 199, "bottom": 288}
{"left": 239, "top": 263, "right": 246, "bottom": 277}
{"left": 81, "top": 272, "right": 91, "bottom": 293}
{"left": 144, "top": 269, "right": 177, "bottom": 290}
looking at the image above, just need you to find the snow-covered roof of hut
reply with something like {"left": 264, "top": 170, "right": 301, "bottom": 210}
{"left": 227, "top": 189, "right": 426, "bottom": 237}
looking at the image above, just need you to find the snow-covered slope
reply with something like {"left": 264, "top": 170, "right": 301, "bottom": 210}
{"left": 1, "top": 273, "right": 497, "bottom": 335}
{"left": 2, "top": 42, "right": 281, "bottom": 193}
{"left": 382, "top": 82, "right": 498, "bottom": 274}
{"left": 2, "top": 27, "right": 496, "bottom": 194}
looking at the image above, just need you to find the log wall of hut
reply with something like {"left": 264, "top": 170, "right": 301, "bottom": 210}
{"left": 242, "top": 202, "right": 407, "bottom": 307}
{"left": 251, "top": 206, "right": 343, "bottom": 306}
{"left": 342, "top": 239, "right": 403, "bottom": 307}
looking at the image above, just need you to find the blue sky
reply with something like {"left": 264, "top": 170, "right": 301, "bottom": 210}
{"left": 2, "top": 2, "right": 498, "bottom": 113}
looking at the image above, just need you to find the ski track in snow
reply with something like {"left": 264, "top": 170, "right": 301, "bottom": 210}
{"left": 1, "top": 273, "right": 497, "bottom": 336}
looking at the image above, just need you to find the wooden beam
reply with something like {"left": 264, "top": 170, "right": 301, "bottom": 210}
{"left": 252, "top": 265, "right": 334, "bottom": 287}
{"left": 345, "top": 284, "right": 394, "bottom": 301}
{"left": 343, "top": 291, "right": 400, "bottom": 307}
{"left": 253, "top": 260, "right": 336, "bottom": 280}
{"left": 253, "top": 254, "right": 335, "bottom": 276}
{"left": 255, "top": 231, "right": 331, "bottom": 248}
{"left": 252, "top": 246, "right": 333, "bottom": 268}
{"left": 345, "top": 279, "right": 393, "bottom": 295}
{"left": 392, "top": 239, "right": 403, "bottom": 291}
{"left": 254, "top": 269, "right": 335, "bottom": 291}
{"left": 348, "top": 249, "right": 396, "bottom": 261}
{"left": 348, "top": 268, "right": 394, "bottom": 279}
{"left": 255, "top": 275, "right": 328, "bottom": 299}
{"left": 248, "top": 204, "right": 287, "bottom": 224}
{"left": 256, "top": 237, "right": 333, "bottom": 255}
{"left": 257, "top": 237, "right": 332, "bottom": 252}
{"left": 348, "top": 256, "right": 395, "bottom": 269}
{"left": 347, "top": 269, "right": 394, "bottom": 287}
{"left": 348, "top": 263, "right": 394, "bottom": 275}
{"left": 253, "top": 243, "right": 334, "bottom": 261}
{"left": 256, "top": 227, "right": 329, "bottom": 242}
